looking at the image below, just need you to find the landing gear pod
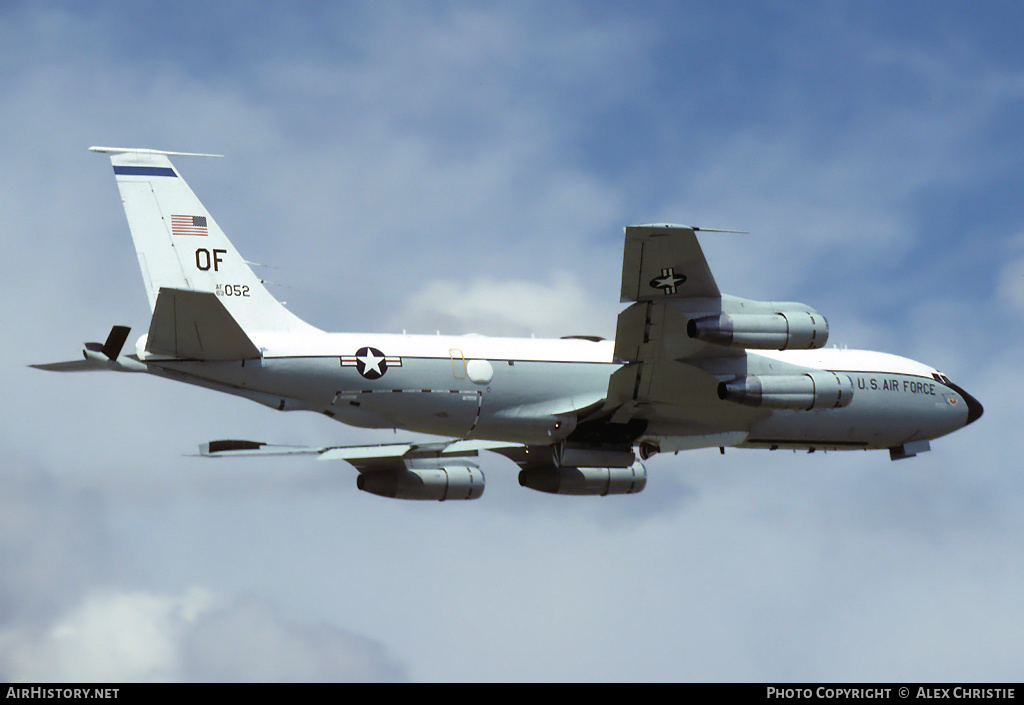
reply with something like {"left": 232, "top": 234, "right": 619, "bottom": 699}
{"left": 518, "top": 460, "right": 647, "bottom": 496}
{"left": 357, "top": 463, "right": 484, "bottom": 500}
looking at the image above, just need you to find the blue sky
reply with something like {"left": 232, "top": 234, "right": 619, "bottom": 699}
{"left": 2, "top": 1, "right": 1023, "bottom": 681}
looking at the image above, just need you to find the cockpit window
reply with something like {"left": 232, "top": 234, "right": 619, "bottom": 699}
{"left": 933, "top": 372, "right": 951, "bottom": 385}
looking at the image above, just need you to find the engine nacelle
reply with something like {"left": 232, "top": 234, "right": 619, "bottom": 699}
{"left": 518, "top": 461, "right": 647, "bottom": 496}
{"left": 357, "top": 464, "right": 484, "bottom": 500}
{"left": 718, "top": 372, "right": 853, "bottom": 410}
{"left": 687, "top": 312, "right": 829, "bottom": 350}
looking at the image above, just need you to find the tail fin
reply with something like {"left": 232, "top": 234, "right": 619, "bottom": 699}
{"left": 91, "top": 147, "right": 319, "bottom": 337}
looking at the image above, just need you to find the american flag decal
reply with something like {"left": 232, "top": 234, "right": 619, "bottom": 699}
{"left": 171, "top": 214, "right": 208, "bottom": 236}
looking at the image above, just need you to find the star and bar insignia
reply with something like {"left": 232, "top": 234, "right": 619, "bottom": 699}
{"left": 649, "top": 267, "right": 687, "bottom": 295}
{"left": 341, "top": 347, "right": 403, "bottom": 380}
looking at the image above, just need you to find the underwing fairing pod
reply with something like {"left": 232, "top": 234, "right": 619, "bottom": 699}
{"left": 718, "top": 372, "right": 854, "bottom": 410}
{"left": 687, "top": 311, "right": 829, "bottom": 350}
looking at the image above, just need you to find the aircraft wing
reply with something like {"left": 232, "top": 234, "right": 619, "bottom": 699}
{"left": 605, "top": 225, "right": 759, "bottom": 429}
{"left": 200, "top": 437, "right": 519, "bottom": 500}
{"left": 199, "top": 437, "right": 521, "bottom": 471}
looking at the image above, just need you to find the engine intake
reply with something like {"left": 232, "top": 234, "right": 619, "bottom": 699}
{"left": 688, "top": 312, "right": 828, "bottom": 350}
{"left": 357, "top": 464, "right": 484, "bottom": 500}
{"left": 518, "top": 461, "right": 647, "bottom": 496}
{"left": 718, "top": 372, "right": 854, "bottom": 410}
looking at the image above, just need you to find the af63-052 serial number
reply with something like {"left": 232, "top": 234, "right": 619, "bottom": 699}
{"left": 215, "top": 284, "right": 250, "bottom": 297}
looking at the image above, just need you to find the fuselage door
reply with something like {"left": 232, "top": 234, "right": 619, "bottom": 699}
{"left": 450, "top": 348, "right": 467, "bottom": 379}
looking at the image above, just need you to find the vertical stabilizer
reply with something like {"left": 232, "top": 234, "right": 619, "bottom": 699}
{"left": 91, "top": 147, "right": 320, "bottom": 336}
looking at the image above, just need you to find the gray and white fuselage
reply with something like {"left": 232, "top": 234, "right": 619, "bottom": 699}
{"left": 136, "top": 331, "right": 980, "bottom": 456}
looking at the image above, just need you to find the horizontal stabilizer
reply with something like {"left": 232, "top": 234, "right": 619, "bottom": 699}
{"left": 147, "top": 287, "right": 261, "bottom": 360}
{"left": 30, "top": 358, "right": 110, "bottom": 372}
{"left": 32, "top": 324, "right": 141, "bottom": 372}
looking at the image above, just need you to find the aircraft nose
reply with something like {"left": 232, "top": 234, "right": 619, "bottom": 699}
{"left": 949, "top": 382, "right": 984, "bottom": 426}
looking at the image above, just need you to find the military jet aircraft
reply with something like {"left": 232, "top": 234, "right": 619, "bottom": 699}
{"left": 33, "top": 147, "right": 983, "bottom": 500}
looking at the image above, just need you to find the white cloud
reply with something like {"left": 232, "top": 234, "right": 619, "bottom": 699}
{"left": 179, "top": 595, "right": 405, "bottom": 682}
{"left": 0, "top": 459, "right": 406, "bottom": 682}
{"left": 995, "top": 232, "right": 1024, "bottom": 315}
{"left": 3, "top": 589, "right": 210, "bottom": 682}
{"left": 390, "top": 271, "right": 617, "bottom": 338}
{"left": 1, "top": 588, "right": 405, "bottom": 682}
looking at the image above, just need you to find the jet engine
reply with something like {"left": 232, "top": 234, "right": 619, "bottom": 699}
{"left": 718, "top": 372, "right": 853, "bottom": 410}
{"left": 518, "top": 460, "right": 647, "bottom": 496}
{"left": 687, "top": 311, "right": 828, "bottom": 350}
{"left": 357, "top": 463, "right": 484, "bottom": 500}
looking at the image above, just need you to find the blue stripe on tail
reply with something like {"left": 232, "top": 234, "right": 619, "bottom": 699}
{"left": 113, "top": 166, "right": 177, "bottom": 177}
